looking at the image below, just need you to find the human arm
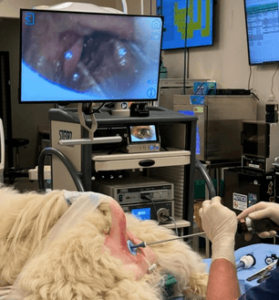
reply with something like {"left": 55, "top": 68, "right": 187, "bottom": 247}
{"left": 199, "top": 197, "right": 240, "bottom": 300}
{"left": 207, "top": 259, "right": 240, "bottom": 300}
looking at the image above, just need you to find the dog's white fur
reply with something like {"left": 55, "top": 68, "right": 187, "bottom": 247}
{"left": 0, "top": 186, "right": 208, "bottom": 299}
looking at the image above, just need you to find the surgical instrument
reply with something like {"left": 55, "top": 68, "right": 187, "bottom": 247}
{"left": 246, "top": 260, "right": 277, "bottom": 282}
{"left": 130, "top": 232, "right": 206, "bottom": 249}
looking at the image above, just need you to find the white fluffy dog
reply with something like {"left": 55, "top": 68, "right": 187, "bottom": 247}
{"left": 0, "top": 186, "right": 208, "bottom": 300}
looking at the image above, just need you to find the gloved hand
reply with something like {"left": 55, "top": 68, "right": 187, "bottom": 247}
{"left": 237, "top": 201, "right": 279, "bottom": 239}
{"left": 199, "top": 196, "right": 237, "bottom": 265}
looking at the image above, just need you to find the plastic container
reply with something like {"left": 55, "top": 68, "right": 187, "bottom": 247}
{"left": 266, "top": 94, "right": 278, "bottom": 123}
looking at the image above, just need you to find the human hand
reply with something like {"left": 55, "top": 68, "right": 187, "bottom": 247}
{"left": 199, "top": 197, "right": 237, "bottom": 265}
{"left": 237, "top": 201, "right": 279, "bottom": 239}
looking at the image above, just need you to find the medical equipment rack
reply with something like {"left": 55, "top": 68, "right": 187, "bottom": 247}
{"left": 48, "top": 106, "right": 197, "bottom": 234}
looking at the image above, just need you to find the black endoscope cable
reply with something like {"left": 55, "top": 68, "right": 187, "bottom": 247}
{"left": 82, "top": 102, "right": 106, "bottom": 115}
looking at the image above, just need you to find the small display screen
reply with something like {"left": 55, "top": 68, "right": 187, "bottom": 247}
{"left": 131, "top": 207, "right": 151, "bottom": 220}
{"left": 129, "top": 125, "right": 158, "bottom": 143}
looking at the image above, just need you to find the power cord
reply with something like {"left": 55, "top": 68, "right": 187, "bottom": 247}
{"left": 89, "top": 102, "right": 106, "bottom": 114}
{"left": 271, "top": 64, "right": 279, "bottom": 95}
{"left": 250, "top": 91, "right": 259, "bottom": 101}
{"left": 248, "top": 65, "right": 252, "bottom": 90}
{"left": 82, "top": 102, "right": 106, "bottom": 115}
{"left": 246, "top": 66, "right": 260, "bottom": 101}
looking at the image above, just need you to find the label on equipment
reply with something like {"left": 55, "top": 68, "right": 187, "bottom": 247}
{"left": 190, "top": 95, "right": 205, "bottom": 105}
{"left": 248, "top": 193, "right": 257, "bottom": 207}
{"left": 193, "top": 106, "right": 204, "bottom": 113}
{"left": 248, "top": 163, "right": 260, "bottom": 169}
{"left": 233, "top": 193, "right": 247, "bottom": 211}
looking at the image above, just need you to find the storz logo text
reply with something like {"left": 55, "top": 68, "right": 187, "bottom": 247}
{"left": 59, "top": 130, "right": 72, "bottom": 140}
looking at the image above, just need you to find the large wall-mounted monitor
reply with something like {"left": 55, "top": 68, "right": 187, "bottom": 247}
{"left": 20, "top": 9, "right": 163, "bottom": 103}
{"left": 156, "top": 0, "right": 214, "bottom": 50}
{"left": 244, "top": 0, "right": 279, "bottom": 65}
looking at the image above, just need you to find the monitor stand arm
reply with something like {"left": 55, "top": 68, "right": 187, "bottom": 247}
{"left": 110, "top": 102, "right": 130, "bottom": 117}
{"left": 58, "top": 103, "right": 122, "bottom": 146}
{"left": 78, "top": 102, "right": 97, "bottom": 142}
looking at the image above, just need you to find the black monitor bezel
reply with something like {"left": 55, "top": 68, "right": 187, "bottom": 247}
{"left": 243, "top": 0, "right": 279, "bottom": 66}
{"left": 19, "top": 8, "right": 163, "bottom": 104}
{"left": 156, "top": 0, "right": 215, "bottom": 51}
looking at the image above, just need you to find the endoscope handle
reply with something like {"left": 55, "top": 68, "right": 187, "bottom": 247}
{"left": 252, "top": 218, "right": 279, "bottom": 233}
{"left": 237, "top": 217, "right": 279, "bottom": 235}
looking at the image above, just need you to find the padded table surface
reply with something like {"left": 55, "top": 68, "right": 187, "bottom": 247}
{"left": 204, "top": 243, "right": 279, "bottom": 295}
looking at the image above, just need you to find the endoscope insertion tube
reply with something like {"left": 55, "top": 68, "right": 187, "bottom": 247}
{"left": 130, "top": 232, "right": 206, "bottom": 250}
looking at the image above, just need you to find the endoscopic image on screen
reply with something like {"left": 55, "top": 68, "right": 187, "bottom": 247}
{"left": 130, "top": 125, "right": 157, "bottom": 142}
{"left": 20, "top": 10, "right": 163, "bottom": 102}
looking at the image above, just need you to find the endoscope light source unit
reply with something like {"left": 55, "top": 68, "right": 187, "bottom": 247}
{"left": 19, "top": 9, "right": 163, "bottom": 103}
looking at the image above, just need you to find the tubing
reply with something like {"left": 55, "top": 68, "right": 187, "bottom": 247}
{"left": 195, "top": 158, "right": 216, "bottom": 199}
{"left": 38, "top": 147, "right": 84, "bottom": 192}
{"left": 121, "top": 0, "right": 128, "bottom": 13}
